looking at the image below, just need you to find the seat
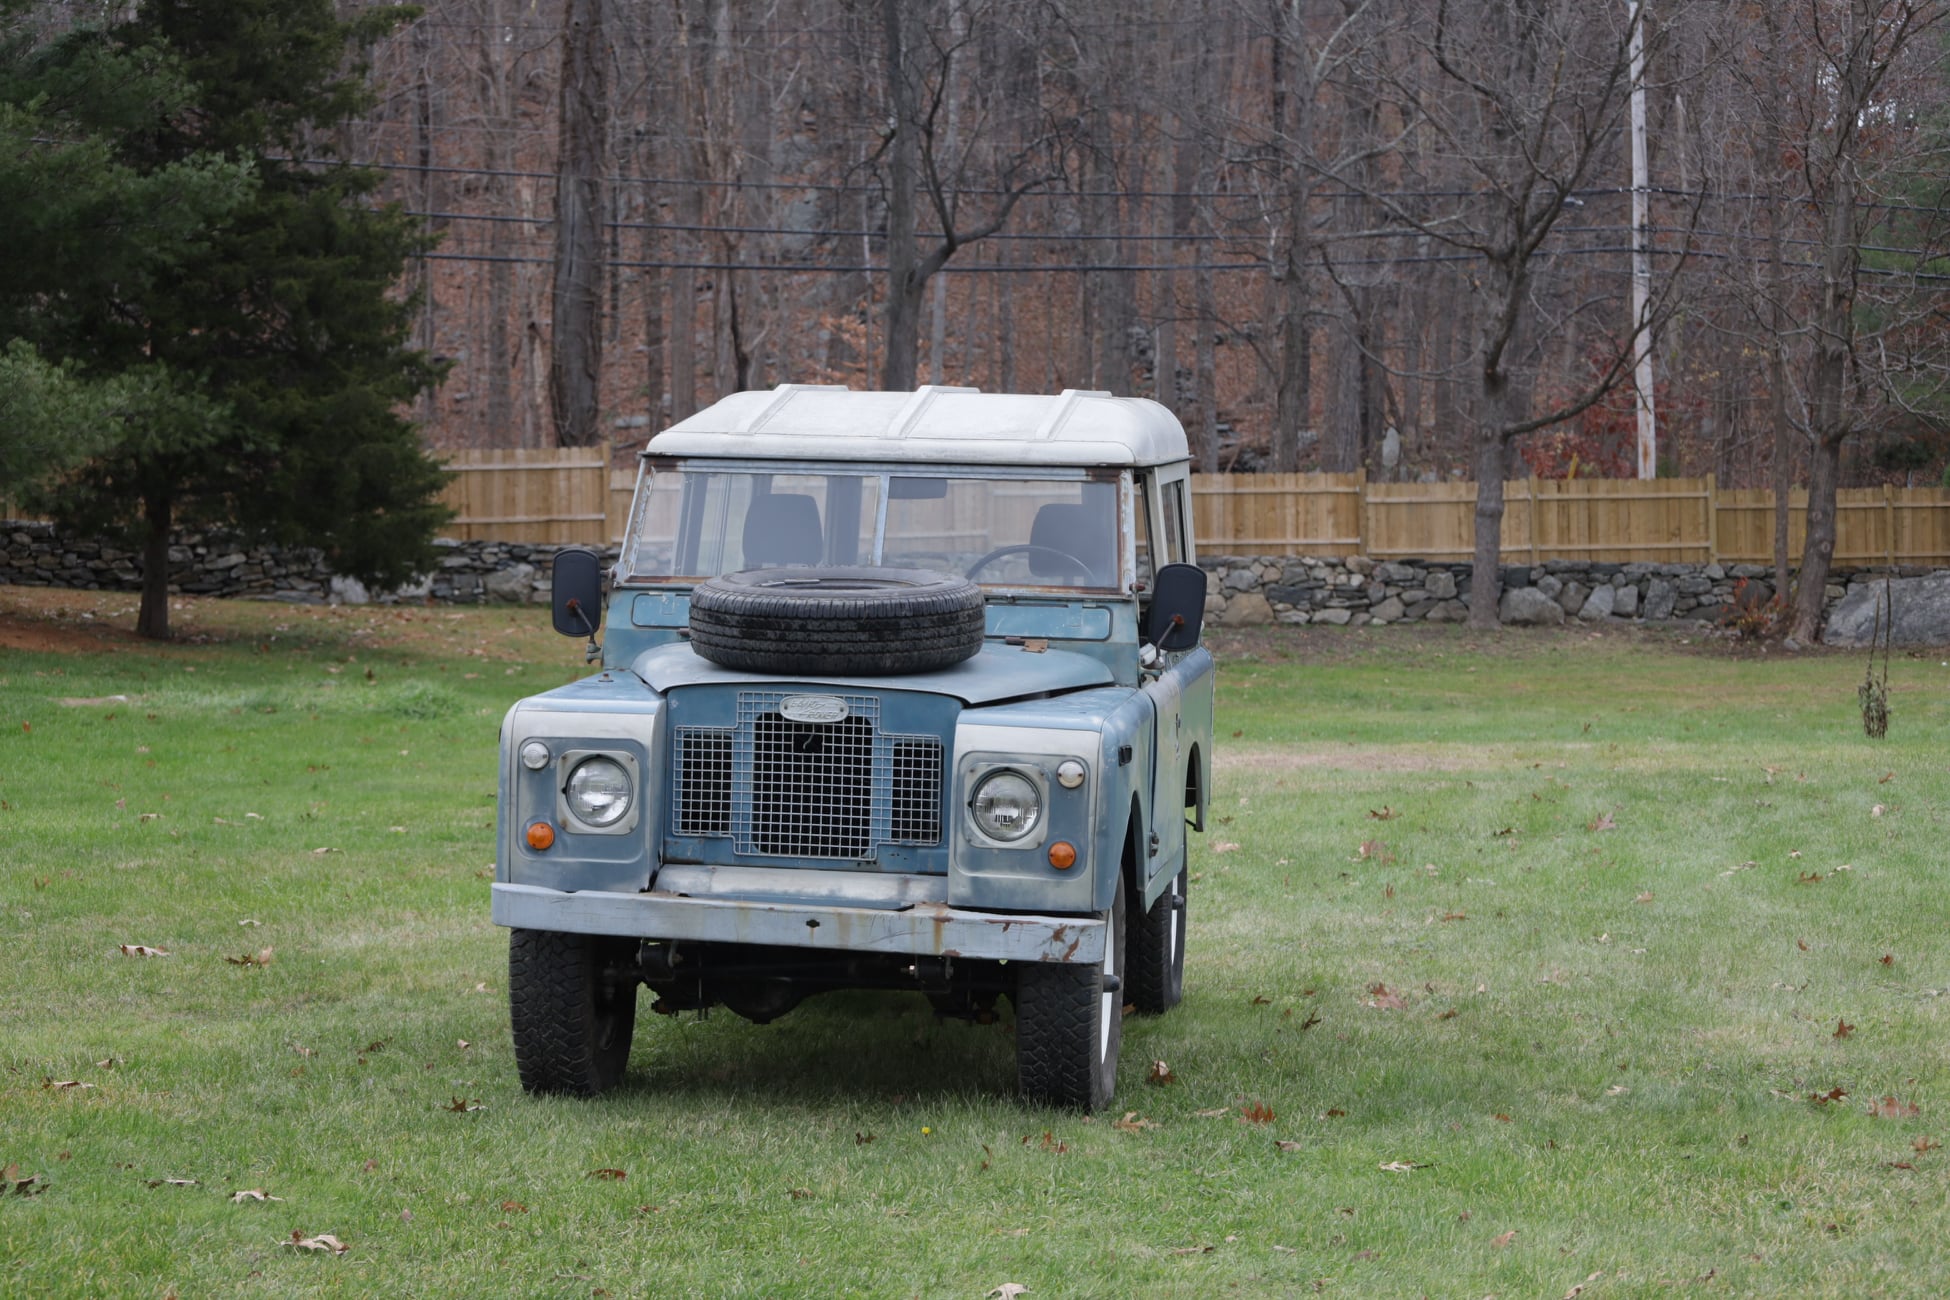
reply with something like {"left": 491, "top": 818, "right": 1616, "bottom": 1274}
{"left": 1028, "top": 502, "right": 1113, "bottom": 585}
{"left": 742, "top": 493, "right": 823, "bottom": 568}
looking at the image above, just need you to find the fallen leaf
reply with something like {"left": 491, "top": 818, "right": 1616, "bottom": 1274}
{"left": 1879, "top": 771, "right": 1895, "bottom": 783}
{"left": 1809, "top": 1087, "right": 1848, "bottom": 1106}
{"left": 1251, "top": 995, "right": 1272, "bottom": 1006}
{"left": 1493, "top": 1113, "right": 1511, "bottom": 1123}
{"left": 987, "top": 1286, "right": 1029, "bottom": 1300}
{"left": 1588, "top": 812, "right": 1617, "bottom": 832}
{"left": 1322, "top": 1108, "right": 1346, "bottom": 1118}
{"left": 230, "top": 1189, "right": 284, "bottom": 1203}
{"left": 854, "top": 1132, "right": 875, "bottom": 1145}
{"left": 224, "top": 947, "right": 275, "bottom": 968}
{"left": 1367, "top": 806, "right": 1398, "bottom": 821}
{"left": 1298, "top": 1010, "right": 1323, "bottom": 1030}
{"left": 1834, "top": 1019, "right": 1855, "bottom": 1039}
{"left": 1146, "top": 1059, "right": 1178, "bottom": 1086}
{"left": 788, "top": 1187, "right": 813, "bottom": 1199}
{"left": 1168, "top": 1245, "right": 1215, "bottom": 1256}
{"left": 117, "top": 944, "right": 169, "bottom": 957}
{"left": 1872, "top": 804, "right": 1887, "bottom": 817}
{"left": 1378, "top": 1161, "right": 1430, "bottom": 1173}
{"left": 1356, "top": 840, "right": 1394, "bottom": 864}
{"left": 1211, "top": 841, "right": 1241, "bottom": 854}
{"left": 1492, "top": 1230, "right": 1517, "bottom": 1248}
{"left": 500, "top": 1200, "right": 528, "bottom": 1213}
{"left": 1365, "top": 983, "right": 1405, "bottom": 1010}
{"left": 1797, "top": 938, "right": 1810, "bottom": 951}
{"left": 42, "top": 1080, "right": 94, "bottom": 1091}
{"left": 4, "top": 1164, "right": 47, "bottom": 1197}
{"left": 1239, "top": 1102, "right": 1276, "bottom": 1125}
{"left": 147, "top": 1178, "right": 198, "bottom": 1188}
{"left": 1915, "top": 1137, "right": 1941, "bottom": 1153}
{"left": 1112, "top": 1112, "right": 1159, "bottom": 1132}
{"left": 445, "top": 1097, "right": 484, "bottom": 1113}
{"left": 1634, "top": 892, "right": 1654, "bottom": 904}
{"left": 1797, "top": 872, "right": 1824, "bottom": 885}
{"left": 1881, "top": 954, "right": 1896, "bottom": 966}
{"left": 1442, "top": 911, "right": 1466, "bottom": 922}
{"left": 586, "top": 1168, "right": 626, "bottom": 1180}
{"left": 1437, "top": 1009, "right": 1459, "bottom": 1020}
{"left": 1194, "top": 1107, "right": 1230, "bottom": 1118}
{"left": 1274, "top": 1139, "right": 1304, "bottom": 1152}
{"left": 1869, "top": 1096, "right": 1920, "bottom": 1119}
{"left": 284, "top": 1233, "right": 347, "bottom": 1256}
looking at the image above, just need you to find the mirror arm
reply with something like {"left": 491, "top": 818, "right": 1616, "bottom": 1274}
{"left": 565, "top": 597, "right": 602, "bottom": 663}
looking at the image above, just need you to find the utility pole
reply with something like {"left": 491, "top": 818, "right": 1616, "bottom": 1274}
{"left": 1629, "top": 0, "right": 1657, "bottom": 478}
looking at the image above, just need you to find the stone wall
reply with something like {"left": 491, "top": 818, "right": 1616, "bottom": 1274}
{"left": 1, "top": 519, "right": 1924, "bottom": 630}
{"left": 1197, "top": 554, "right": 1906, "bottom": 629}
{"left": 0, "top": 521, "right": 612, "bottom": 606}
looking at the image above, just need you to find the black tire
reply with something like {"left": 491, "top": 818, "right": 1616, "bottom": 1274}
{"left": 509, "top": 929, "right": 638, "bottom": 1097}
{"left": 688, "top": 566, "right": 986, "bottom": 676}
{"left": 1015, "top": 876, "right": 1124, "bottom": 1112}
{"left": 1126, "top": 864, "right": 1186, "bottom": 1014}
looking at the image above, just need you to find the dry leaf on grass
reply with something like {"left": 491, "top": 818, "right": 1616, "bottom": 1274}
{"left": 284, "top": 1232, "right": 348, "bottom": 1256}
{"left": 1194, "top": 1107, "right": 1230, "bottom": 1118}
{"left": 1367, "top": 806, "right": 1398, "bottom": 821}
{"left": 1365, "top": 983, "right": 1405, "bottom": 1010}
{"left": 586, "top": 1168, "right": 627, "bottom": 1180}
{"left": 445, "top": 1097, "right": 485, "bottom": 1113}
{"left": 1869, "top": 1096, "right": 1920, "bottom": 1119}
{"left": 1238, "top": 1101, "right": 1275, "bottom": 1125}
{"left": 225, "top": 948, "right": 274, "bottom": 968}
{"left": 1145, "top": 1060, "right": 1178, "bottom": 1086}
{"left": 1111, "top": 1112, "right": 1158, "bottom": 1132}
{"left": 147, "top": 1178, "right": 198, "bottom": 1188}
{"left": 1274, "top": 1139, "right": 1304, "bottom": 1153}
{"left": 4, "top": 1164, "right": 48, "bottom": 1197}
{"left": 1211, "top": 841, "right": 1241, "bottom": 854}
{"left": 1634, "top": 892, "right": 1655, "bottom": 904}
{"left": 1168, "top": 1245, "right": 1216, "bottom": 1256}
{"left": 1491, "top": 1230, "right": 1518, "bottom": 1248}
{"left": 1834, "top": 1019, "right": 1855, "bottom": 1039}
{"left": 230, "top": 1189, "right": 284, "bottom": 1203}
{"left": 1378, "top": 1161, "right": 1431, "bottom": 1173}
{"left": 42, "top": 1080, "right": 94, "bottom": 1091}
{"left": 1588, "top": 812, "right": 1617, "bottom": 832}
{"left": 1356, "top": 840, "right": 1394, "bottom": 864}
{"left": 987, "top": 1286, "right": 1029, "bottom": 1300}
{"left": 117, "top": 944, "right": 169, "bottom": 958}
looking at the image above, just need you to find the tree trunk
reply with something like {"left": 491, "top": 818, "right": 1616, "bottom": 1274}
{"left": 136, "top": 488, "right": 172, "bottom": 641}
{"left": 1273, "top": 253, "right": 1310, "bottom": 471}
{"left": 879, "top": 0, "right": 921, "bottom": 390}
{"left": 549, "top": 0, "right": 607, "bottom": 448}
{"left": 1468, "top": 429, "right": 1508, "bottom": 629}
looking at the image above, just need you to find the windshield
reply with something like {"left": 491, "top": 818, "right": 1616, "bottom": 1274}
{"left": 625, "top": 465, "right": 1124, "bottom": 592}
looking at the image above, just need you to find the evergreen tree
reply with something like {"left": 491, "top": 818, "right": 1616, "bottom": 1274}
{"left": 5, "top": 0, "right": 447, "bottom": 640}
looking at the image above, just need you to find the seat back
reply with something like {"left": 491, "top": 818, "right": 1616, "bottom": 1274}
{"left": 1028, "top": 503, "right": 1113, "bottom": 584}
{"left": 742, "top": 493, "right": 823, "bottom": 568}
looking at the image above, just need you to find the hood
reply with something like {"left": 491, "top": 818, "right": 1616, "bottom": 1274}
{"left": 630, "top": 641, "right": 1113, "bottom": 706}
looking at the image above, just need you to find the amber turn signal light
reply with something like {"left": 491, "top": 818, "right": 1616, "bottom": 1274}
{"left": 525, "top": 821, "right": 556, "bottom": 851}
{"left": 1047, "top": 841, "right": 1077, "bottom": 869}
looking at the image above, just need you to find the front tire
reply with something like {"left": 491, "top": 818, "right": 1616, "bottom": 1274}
{"left": 509, "top": 929, "right": 639, "bottom": 1097}
{"left": 1015, "top": 876, "right": 1125, "bottom": 1111}
{"left": 1127, "top": 864, "right": 1187, "bottom": 1013}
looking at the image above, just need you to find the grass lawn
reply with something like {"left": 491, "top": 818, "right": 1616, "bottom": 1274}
{"left": 2, "top": 587, "right": 1947, "bottom": 1298}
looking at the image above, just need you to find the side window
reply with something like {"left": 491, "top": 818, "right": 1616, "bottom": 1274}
{"left": 1133, "top": 478, "right": 1154, "bottom": 586}
{"left": 1161, "top": 479, "right": 1188, "bottom": 564}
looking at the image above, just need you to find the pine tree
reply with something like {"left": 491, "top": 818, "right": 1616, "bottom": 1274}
{"left": 5, "top": 0, "right": 447, "bottom": 640}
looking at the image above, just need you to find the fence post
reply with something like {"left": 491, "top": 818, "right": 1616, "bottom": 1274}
{"left": 1886, "top": 482, "right": 1895, "bottom": 567}
{"left": 1527, "top": 478, "right": 1538, "bottom": 566}
{"left": 1706, "top": 473, "right": 1718, "bottom": 565}
{"left": 1357, "top": 467, "right": 1371, "bottom": 559}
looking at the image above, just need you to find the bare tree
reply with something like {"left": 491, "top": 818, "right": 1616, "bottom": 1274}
{"left": 550, "top": 0, "right": 608, "bottom": 446}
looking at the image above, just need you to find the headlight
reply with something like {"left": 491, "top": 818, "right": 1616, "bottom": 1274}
{"left": 971, "top": 769, "right": 1041, "bottom": 842}
{"left": 565, "top": 756, "right": 633, "bottom": 828}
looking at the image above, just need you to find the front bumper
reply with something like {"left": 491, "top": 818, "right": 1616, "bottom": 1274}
{"left": 490, "top": 881, "right": 1106, "bottom": 964}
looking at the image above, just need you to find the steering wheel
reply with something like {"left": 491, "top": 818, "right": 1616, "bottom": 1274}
{"left": 964, "top": 544, "right": 1092, "bottom": 582}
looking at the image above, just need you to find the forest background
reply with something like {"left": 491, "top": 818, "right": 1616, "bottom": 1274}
{"left": 313, "top": 0, "right": 1950, "bottom": 494}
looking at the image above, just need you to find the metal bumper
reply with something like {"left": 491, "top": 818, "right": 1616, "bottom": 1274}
{"left": 490, "top": 882, "right": 1106, "bottom": 964}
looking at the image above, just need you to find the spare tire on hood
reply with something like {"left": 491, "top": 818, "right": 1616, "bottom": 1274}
{"left": 687, "top": 566, "right": 987, "bottom": 675}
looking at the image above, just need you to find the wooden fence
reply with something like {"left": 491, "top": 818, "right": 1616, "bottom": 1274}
{"left": 429, "top": 456, "right": 1950, "bottom": 565}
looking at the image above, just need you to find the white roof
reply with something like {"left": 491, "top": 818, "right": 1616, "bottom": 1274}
{"left": 644, "top": 385, "right": 1190, "bottom": 468}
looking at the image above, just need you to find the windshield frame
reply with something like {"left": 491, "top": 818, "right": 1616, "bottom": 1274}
{"left": 622, "top": 456, "right": 1133, "bottom": 596}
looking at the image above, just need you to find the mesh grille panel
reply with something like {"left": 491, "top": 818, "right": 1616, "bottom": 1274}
{"left": 890, "top": 739, "right": 944, "bottom": 844}
{"left": 669, "top": 692, "right": 945, "bottom": 859}
{"left": 673, "top": 727, "right": 732, "bottom": 836}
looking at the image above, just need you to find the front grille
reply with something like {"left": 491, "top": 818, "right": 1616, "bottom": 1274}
{"left": 669, "top": 691, "right": 945, "bottom": 859}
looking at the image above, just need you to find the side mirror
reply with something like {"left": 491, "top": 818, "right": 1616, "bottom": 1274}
{"left": 1145, "top": 562, "right": 1207, "bottom": 651}
{"left": 550, "top": 547, "right": 606, "bottom": 637}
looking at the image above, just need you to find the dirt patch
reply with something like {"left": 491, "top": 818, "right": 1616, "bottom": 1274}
{"left": 0, "top": 589, "right": 148, "bottom": 654}
{"left": 1214, "top": 746, "right": 1479, "bottom": 773}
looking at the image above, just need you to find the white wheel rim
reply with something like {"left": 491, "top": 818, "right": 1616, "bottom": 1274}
{"left": 1099, "top": 930, "right": 1116, "bottom": 1061}
{"left": 1168, "top": 890, "right": 1181, "bottom": 972}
